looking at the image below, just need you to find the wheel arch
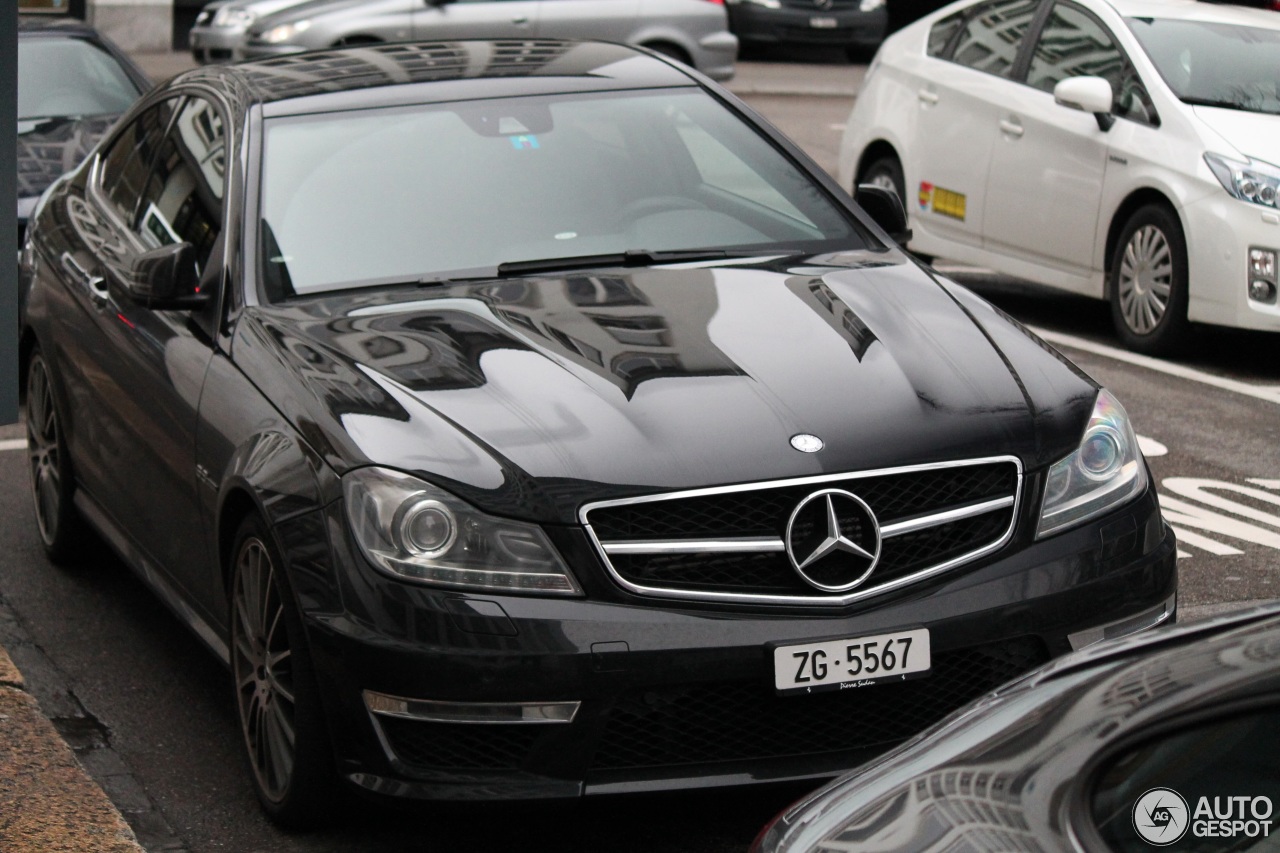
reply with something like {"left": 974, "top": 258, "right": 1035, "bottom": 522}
{"left": 855, "top": 140, "right": 902, "bottom": 191}
{"left": 1103, "top": 188, "right": 1181, "bottom": 294}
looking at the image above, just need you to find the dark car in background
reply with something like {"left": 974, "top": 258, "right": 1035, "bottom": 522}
{"left": 20, "top": 39, "right": 1175, "bottom": 827}
{"left": 753, "top": 602, "right": 1280, "bottom": 853}
{"left": 726, "top": 0, "right": 887, "bottom": 58}
{"left": 17, "top": 16, "right": 149, "bottom": 247}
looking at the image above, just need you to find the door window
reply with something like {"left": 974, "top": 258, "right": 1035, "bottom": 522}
{"left": 1028, "top": 3, "right": 1156, "bottom": 124}
{"left": 133, "top": 96, "right": 227, "bottom": 273}
{"left": 98, "top": 99, "right": 177, "bottom": 225}
{"left": 948, "top": 0, "right": 1041, "bottom": 78}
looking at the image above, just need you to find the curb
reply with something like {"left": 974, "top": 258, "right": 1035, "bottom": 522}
{"left": 0, "top": 646, "right": 144, "bottom": 853}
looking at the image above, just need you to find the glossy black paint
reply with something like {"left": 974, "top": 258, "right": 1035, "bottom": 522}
{"left": 20, "top": 40, "right": 1177, "bottom": 806}
{"left": 753, "top": 604, "right": 1280, "bottom": 853}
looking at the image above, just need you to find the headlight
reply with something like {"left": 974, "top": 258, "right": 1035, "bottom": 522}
{"left": 859, "top": 0, "right": 886, "bottom": 11}
{"left": 1037, "top": 390, "right": 1147, "bottom": 538}
{"left": 343, "top": 466, "right": 582, "bottom": 596}
{"left": 1205, "top": 153, "right": 1280, "bottom": 209}
{"left": 260, "top": 19, "right": 311, "bottom": 44}
{"left": 729, "top": 0, "right": 783, "bottom": 8}
{"left": 212, "top": 6, "right": 256, "bottom": 27}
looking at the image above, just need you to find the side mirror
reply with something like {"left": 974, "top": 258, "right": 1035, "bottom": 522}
{"left": 126, "top": 242, "right": 209, "bottom": 310}
{"left": 855, "top": 184, "right": 912, "bottom": 246}
{"left": 1054, "top": 76, "right": 1115, "bottom": 131}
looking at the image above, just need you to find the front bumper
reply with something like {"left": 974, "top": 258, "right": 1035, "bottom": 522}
{"left": 188, "top": 25, "right": 247, "bottom": 63}
{"left": 280, "top": 484, "right": 1175, "bottom": 802}
{"left": 728, "top": 5, "right": 887, "bottom": 47}
{"left": 1183, "top": 192, "right": 1280, "bottom": 332}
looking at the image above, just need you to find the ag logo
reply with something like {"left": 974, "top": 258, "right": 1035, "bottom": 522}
{"left": 1133, "top": 788, "right": 1190, "bottom": 846}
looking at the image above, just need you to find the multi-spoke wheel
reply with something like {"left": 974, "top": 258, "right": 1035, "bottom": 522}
{"left": 1109, "top": 204, "right": 1189, "bottom": 355}
{"left": 229, "top": 517, "right": 334, "bottom": 826}
{"left": 25, "top": 346, "right": 87, "bottom": 563}
{"left": 859, "top": 154, "right": 905, "bottom": 207}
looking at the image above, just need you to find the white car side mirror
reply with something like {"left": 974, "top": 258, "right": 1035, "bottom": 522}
{"left": 1054, "top": 76, "right": 1115, "bottom": 131}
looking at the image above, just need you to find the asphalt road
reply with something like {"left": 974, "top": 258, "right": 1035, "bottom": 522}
{"left": 2, "top": 55, "right": 1278, "bottom": 853}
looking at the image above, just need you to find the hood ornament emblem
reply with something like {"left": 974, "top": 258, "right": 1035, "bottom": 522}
{"left": 790, "top": 433, "right": 824, "bottom": 453}
{"left": 785, "top": 489, "right": 882, "bottom": 592}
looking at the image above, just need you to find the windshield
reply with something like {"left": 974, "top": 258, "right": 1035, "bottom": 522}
{"left": 258, "top": 89, "right": 864, "bottom": 298}
{"left": 17, "top": 37, "right": 142, "bottom": 122}
{"left": 1126, "top": 18, "right": 1280, "bottom": 115}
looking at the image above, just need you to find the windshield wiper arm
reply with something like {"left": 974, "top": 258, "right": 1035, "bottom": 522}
{"left": 496, "top": 248, "right": 732, "bottom": 278}
{"left": 1178, "top": 96, "right": 1262, "bottom": 113}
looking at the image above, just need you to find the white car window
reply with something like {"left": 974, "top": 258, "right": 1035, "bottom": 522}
{"left": 1028, "top": 3, "right": 1157, "bottom": 125}
{"left": 947, "top": 0, "right": 1040, "bottom": 78}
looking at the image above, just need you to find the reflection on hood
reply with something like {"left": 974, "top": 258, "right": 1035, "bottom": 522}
{"left": 17, "top": 114, "right": 118, "bottom": 202}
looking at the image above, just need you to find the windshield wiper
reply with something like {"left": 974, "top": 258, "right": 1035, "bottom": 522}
{"left": 496, "top": 248, "right": 736, "bottom": 278}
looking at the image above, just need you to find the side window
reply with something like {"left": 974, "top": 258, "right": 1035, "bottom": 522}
{"left": 1027, "top": 3, "right": 1157, "bottom": 124}
{"left": 98, "top": 99, "right": 177, "bottom": 224}
{"left": 928, "top": 10, "right": 966, "bottom": 57}
{"left": 1090, "top": 708, "right": 1280, "bottom": 852}
{"left": 133, "top": 97, "right": 227, "bottom": 273}
{"left": 949, "top": 0, "right": 1041, "bottom": 78}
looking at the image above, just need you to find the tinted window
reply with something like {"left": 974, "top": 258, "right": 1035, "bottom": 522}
{"left": 134, "top": 97, "right": 227, "bottom": 272}
{"left": 1091, "top": 709, "right": 1280, "bottom": 852}
{"left": 259, "top": 90, "right": 862, "bottom": 298}
{"left": 1029, "top": 3, "right": 1156, "bottom": 124}
{"left": 99, "top": 99, "right": 178, "bottom": 224}
{"left": 16, "top": 37, "right": 141, "bottom": 121}
{"left": 1126, "top": 18, "right": 1280, "bottom": 115}
{"left": 928, "top": 10, "right": 966, "bottom": 57}
{"left": 950, "top": 0, "right": 1041, "bottom": 77}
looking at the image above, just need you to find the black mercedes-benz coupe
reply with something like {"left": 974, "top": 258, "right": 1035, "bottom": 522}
{"left": 18, "top": 39, "right": 1176, "bottom": 827}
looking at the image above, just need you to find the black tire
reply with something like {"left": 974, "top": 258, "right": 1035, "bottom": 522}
{"left": 858, "top": 154, "right": 906, "bottom": 208}
{"left": 1109, "top": 204, "right": 1190, "bottom": 355}
{"left": 229, "top": 515, "right": 337, "bottom": 828}
{"left": 25, "top": 346, "right": 89, "bottom": 564}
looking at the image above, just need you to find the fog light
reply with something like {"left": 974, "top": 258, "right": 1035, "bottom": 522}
{"left": 1251, "top": 248, "right": 1276, "bottom": 279}
{"left": 1250, "top": 279, "right": 1277, "bottom": 303}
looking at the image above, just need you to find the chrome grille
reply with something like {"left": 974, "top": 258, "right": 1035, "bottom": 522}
{"left": 582, "top": 458, "right": 1021, "bottom": 605}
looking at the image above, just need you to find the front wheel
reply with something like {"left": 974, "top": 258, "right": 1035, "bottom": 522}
{"left": 230, "top": 516, "right": 336, "bottom": 827}
{"left": 858, "top": 154, "right": 905, "bottom": 208}
{"left": 1109, "top": 204, "right": 1190, "bottom": 355}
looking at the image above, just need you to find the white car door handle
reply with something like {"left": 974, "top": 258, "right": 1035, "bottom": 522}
{"left": 999, "top": 118, "right": 1024, "bottom": 138}
{"left": 918, "top": 89, "right": 939, "bottom": 105}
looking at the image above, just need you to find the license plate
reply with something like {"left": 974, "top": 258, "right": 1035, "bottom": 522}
{"left": 774, "top": 628, "right": 930, "bottom": 694}
{"left": 809, "top": 16, "right": 839, "bottom": 27}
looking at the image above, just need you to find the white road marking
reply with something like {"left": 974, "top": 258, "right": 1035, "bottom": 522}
{"left": 1163, "top": 478, "right": 1280, "bottom": 528}
{"left": 1137, "top": 435, "right": 1168, "bottom": 457}
{"left": 0, "top": 439, "right": 27, "bottom": 452}
{"left": 1168, "top": 526, "right": 1244, "bottom": 556}
{"left": 1160, "top": 494, "right": 1280, "bottom": 550}
{"left": 1250, "top": 479, "right": 1280, "bottom": 490}
{"left": 1029, "top": 327, "right": 1280, "bottom": 406}
{"left": 828, "top": 123, "right": 846, "bottom": 131}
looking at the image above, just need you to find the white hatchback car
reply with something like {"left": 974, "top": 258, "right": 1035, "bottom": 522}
{"left": 839, "top": 0, "right": 1280, "bottom": 354}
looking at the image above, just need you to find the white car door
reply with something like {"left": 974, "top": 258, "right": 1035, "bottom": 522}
{"left": 908, "top": 0, "right": 1041, "bottom": 251}
{"left": 982, "top": 1, "right": 1145, "bottom": 278}
{"left": 413, "top": 0, "right": 541, "bottom": 40}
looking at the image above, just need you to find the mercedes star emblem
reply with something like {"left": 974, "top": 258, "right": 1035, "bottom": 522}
{"left": 790, "top": 433, "right": 825, "bottom": 453}
{"left": 785, "top": 489, "right": 881, "bottom": 592}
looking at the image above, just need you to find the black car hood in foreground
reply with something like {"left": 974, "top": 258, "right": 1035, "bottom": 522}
{"left": 239, "top": 254, "right": 1099, "bottom": 521}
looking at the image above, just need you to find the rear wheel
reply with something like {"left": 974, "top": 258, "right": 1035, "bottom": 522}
{"left": 1109, "top": 204, "right": 1189, "bottom": 355}
{"left": 230, "top": 515, "right": 336, "bottom": 828}
{"left": 858, "top": 153, "right": 905, "bottom": 206}
{"left": 25, "top": 347, "right": 88, "bottom": 564}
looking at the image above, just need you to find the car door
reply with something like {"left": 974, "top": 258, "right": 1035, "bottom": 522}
{"left": 412, "top": 0, "right": 541, "bottom": 40}
{"left": 908, "top": 0, "right": 1042, "bottom": 250}
{"left": 73, "top": 94, "right": 229, "bottom": 607}
{"left": 534, "top": 0, "right": 638, "bottom": 42}
{"left": 981, "top": 1, "right": 1148, "bottom": 277}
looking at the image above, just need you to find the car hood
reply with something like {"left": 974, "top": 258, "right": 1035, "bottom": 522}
{"left": 17, "top": 114, "right": 118, "bottom": 205}
{"left": 1191, "top": 105, "right": 1280, "bottom": 165}
{"left": 238, "top": 254, "right": 1099, "bottom": 522}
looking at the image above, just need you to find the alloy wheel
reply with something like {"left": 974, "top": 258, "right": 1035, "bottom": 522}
{"left": 232, "top": 536, "right": 297, "bottom": 804}
{"left": 1117, "top": 224, "right": 1173, "bottom": 335}
{"left": 27, "top": 358, "right": 62, "bottom": 546}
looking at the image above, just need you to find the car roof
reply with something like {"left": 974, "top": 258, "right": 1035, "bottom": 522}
{"left": 1100, "top": 0, "right": 1280, "bottom": 27}
{"left": 172, "top": 40, "right": 698, "bottom": 115}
